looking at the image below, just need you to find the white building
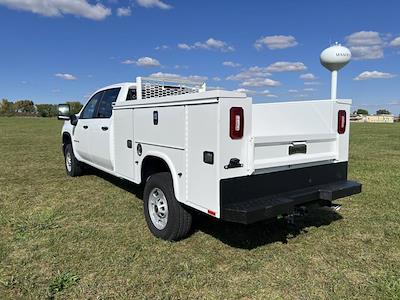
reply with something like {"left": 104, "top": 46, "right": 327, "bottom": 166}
{"left": 350, "top": 114, "right": 394, "bottom": 123}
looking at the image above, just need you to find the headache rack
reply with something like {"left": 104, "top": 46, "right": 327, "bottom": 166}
{"left": 136, "top": 76, "right": 207, "bottom": 100}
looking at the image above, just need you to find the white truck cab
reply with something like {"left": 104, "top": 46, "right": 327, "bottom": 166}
{"left": 59, "top": 75, "right": 361, "bottom": 241}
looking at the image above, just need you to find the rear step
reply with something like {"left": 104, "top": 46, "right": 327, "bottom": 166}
{"left": 221, "top": 180, "right": 361, "bottom": 224}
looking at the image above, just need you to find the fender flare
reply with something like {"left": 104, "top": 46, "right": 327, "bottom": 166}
{"left": 62, "top": 130, "right": 84, "bottom": 162}
{"left": 62, "top": 132, "right": 72, "bottom": 152}
{"left": 141, "top": 151, "right": 182, "bottom": 202}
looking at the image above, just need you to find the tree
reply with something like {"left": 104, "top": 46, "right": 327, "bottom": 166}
{"left": 66, "top": 101, "right": 83, "bottom": 114}
{"left": 0, "top": 99, "right": 14, "bottom": 115}
{"left": 376, "top": 109, "right": 391, "bottom": 115}
{"left": 14, "top": 100, "right": 35, "bottom": 114}
{"left": 356, "top": 109, "right": 369, "bottom": 115}
{"left": 36, "top": 104, "right": 57, "bottom": 117}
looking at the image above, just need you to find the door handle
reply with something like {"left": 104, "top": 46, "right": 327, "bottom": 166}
{"left": 101, "top": 126, "right": 109, "bottom": 131}
{"left": 83, "top": 125, "right": 88, "bottom": 129}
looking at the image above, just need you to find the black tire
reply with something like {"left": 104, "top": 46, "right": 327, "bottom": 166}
{"left": 144, "top": 172, "right": 192, "bottom": 241}
{"left": 64, "top": 144, "right": 83, "bottom": 177}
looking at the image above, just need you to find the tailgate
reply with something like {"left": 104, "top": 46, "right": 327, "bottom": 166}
{"left": 251, "top": 100, "right": 345, "bottom": 170}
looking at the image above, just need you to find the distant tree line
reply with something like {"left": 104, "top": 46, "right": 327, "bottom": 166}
{"left": 353, "top": 108, "right": 392, "bottom": 115}
{"left": 0, "top": 99, "right": 82, "bottom": 117}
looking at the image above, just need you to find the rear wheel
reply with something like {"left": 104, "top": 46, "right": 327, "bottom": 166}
{"left": 144, "top": 172, "right": 192, "bottom": 241}
{"left": 64, "top": 144, "right": 83, "bottom": 177}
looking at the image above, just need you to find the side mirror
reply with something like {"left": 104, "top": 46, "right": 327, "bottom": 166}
{"left": 70, "top": 114, "right": 78, "bottom": 126}
{"left": 58, "top": 104, "right": 71, "bottom": 120}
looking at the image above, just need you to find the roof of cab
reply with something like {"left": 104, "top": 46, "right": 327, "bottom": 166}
{"left": 100, "top": 82, "right": 136, "bottom": 90}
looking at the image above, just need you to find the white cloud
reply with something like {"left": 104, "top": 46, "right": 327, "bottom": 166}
{"left": 0, "top": 0, "right": 111, "bottom": 20}
{"left": 354, "top": 71, "right": 396, "bottom": 81}
{"left": 346, "top": 31, "right": 383, "bottom": 46}
{"left": 240, "top": 78, "right": 281, "bottom": 87}
{"left": 184, "top": 75, "right": 208, "bottom": 82}
{"left": 195, "top": 38, "right": 234, "bottom": 51}
{"left": 228, "top": 63, "right": 303, "bottom": 88}
{"left": 136, "top": 0, "right": 171, "bottom": 9}
{"left": 212, "top": 77, "right": 221, "bottom": 81}
{"left": 223, "top": 61, "right": 241, "bottom": 67}
{"left": 178, "top": 38, "right": 234, "bottom": 52}
{"left": 136, "top": 57, "right": 160, "bottom": 67}
{"left": 254, "top": 35, "right": 298, "bottom": 50}
{"left": 173, "top": 64, "right": 188, "bottom": 69}
{"left": 122, "top": 57, "right": 161, "bottom": 67}
{"left": 233, "top": 88, "right": 273, "bottom": 96}
{"left": 177, "top": 43, "right": 192, "bottom": 50}
{"left": 149, "top": 72, "right": 207, "bottom": 82}
{"left": 155, "top": 45, "right": 169, "bottom": 50}
{"left": 261, "top": 89, "right": 278, "bottom": 98}
{"left": 303, "top": 88, "right": 316, "bottom": 92}
{"left": 300, "top": 73, "right": 316, "bottom": 80}
{"left": 349, "top": 45, "right": 384, "bottom": 60}
{"left": 226, "top": 66, "right": 271, "bottom": 81}
{"left": 122, "top": 59, "right": 136, "bottom": 65}
{"left": 233, "top": 88, "right": 256, "bottom": 94}
{"left": 116, "top": 7, "right": 131, "bottom": 17}
{"left": 288, "top": 89, "right": 298, "bottom": 93}
{"left": 55, "top": 73, "right": 77, "bottom": 80}
{"left": 266, "top": 61, "right": 307, "bottom": 72}
{"left": 304, "top": 81, "right": 321, "bottom": 85}
{"left": 150, "top": 72, "right": 180, "bottom": 78}
{"left": 390, "top": 37, "right": 400, "bottom": 47}
{"left": 345, "top": 31, "right": 385, "bottom": 60}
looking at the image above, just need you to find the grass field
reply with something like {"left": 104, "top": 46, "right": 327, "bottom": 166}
{"left": 0, "top": 117, "right": 399, "bottom": 299}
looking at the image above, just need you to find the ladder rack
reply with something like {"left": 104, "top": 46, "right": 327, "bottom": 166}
{"left": 136, "top": 76, "right": 207, "bottom": 100}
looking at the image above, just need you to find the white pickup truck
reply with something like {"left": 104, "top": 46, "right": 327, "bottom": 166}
{"left": 58, "top": 75, "right": 361, "bottom": 241}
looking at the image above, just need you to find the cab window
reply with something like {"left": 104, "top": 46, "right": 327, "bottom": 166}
{"left": 96, "top": 88, "right": 121, "bottom": 118}
{"left": 126, "top": 88, "right": 137, "bottom": 100}
{"left": 80, "top": 91, "right": 104, "bottom": 119}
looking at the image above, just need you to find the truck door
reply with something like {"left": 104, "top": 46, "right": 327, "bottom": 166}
{"left": 73, "top": 91, "right": 104, "bottom": 162}
{"left": 89, "top": 88, "right": 121, "bottom": 171}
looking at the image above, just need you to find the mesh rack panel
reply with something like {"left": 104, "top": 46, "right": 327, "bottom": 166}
{"left": 137, "top": 77, "right": 206, "bottom": 100}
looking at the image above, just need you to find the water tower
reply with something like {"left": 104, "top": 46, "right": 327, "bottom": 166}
{"left": 320, "top": 43, "right": 351, "bottom": 100}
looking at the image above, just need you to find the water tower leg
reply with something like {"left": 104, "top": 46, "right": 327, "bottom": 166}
{"left": 331, "top": 70, "right": 337, "bottom": 100}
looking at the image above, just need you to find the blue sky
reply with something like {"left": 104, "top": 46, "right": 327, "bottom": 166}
{"left": 0, "top": 0, "right": 399, "bottom": 114}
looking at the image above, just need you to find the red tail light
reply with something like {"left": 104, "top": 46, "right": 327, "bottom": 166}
{"left": 207, "top": 209, "right": 216, "bottom": 216}
{"left": 230, "top": 107, "right": 244, "bottom": 139}
{"left": 338, "top": 110, "right": 346, "bottom": 134}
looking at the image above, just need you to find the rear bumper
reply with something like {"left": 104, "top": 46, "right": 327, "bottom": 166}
{"left": 220, "top": 162, "right": 362, "bottom": 224}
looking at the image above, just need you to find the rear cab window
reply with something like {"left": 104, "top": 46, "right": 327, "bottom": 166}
{"left": 126, "top": 88, "right": 137, "bottom": 100}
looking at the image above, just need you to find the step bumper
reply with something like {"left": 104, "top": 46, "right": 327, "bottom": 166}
{"left": 221, "top": 180, "right": 362, "bottom": 224}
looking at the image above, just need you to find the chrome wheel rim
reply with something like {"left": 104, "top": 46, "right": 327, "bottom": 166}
{"left": 66, "top": 152, "right": 72, "bottom": 172}
{"left": 148, "top": 188, "right": 169, "bottom": 230}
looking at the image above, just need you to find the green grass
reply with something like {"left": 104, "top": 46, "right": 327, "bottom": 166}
{"left": 0, "top": 117, "right": 399, "bottom": 299}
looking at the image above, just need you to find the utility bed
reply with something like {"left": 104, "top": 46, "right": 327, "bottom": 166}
{"left": 60, "top": 76, "right": 362, "bottom": 240}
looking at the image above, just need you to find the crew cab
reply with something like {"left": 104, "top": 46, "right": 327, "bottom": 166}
{"left": 58, "top": 76, "right": 361, "bottom": 240}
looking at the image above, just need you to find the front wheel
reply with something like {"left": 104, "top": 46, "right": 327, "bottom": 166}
{"left": 144, "top": 172, "right": 192, "bottom": 241}
{"left": 64, "top": 144, "right": 83, "bottom": 177}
